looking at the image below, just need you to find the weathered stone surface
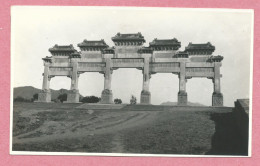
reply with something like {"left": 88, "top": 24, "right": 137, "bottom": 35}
{"left": 37, "top": 91, "right": 51, "bottom": 102}
{"left": 212, "top": 92, "right": 223, "bottom": 106}
{"left": 140, "top": 90, "right": 151, "bottom": 104}
{"left": 65, "top": 90, "right": 80, "bottom": 103}
{"left": 101, "top": 89, "right": 113, "bottom": 104}
{"left": 178, "top": 91, "right": 187, "bottom": 106}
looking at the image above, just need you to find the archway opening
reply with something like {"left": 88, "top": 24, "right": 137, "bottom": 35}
{"left": 78, "top": 72, "right": 104, "bottom": 98}
{"left": 111, "top": 68, "right": 142, "bottom": 104}
{"left": 49, "top": 76, "right": 71, "bottom": 101}
{"left": 150, "top": 73, "right": 179, "bottom": 105}
{"left": 50, "top": 76, "right": 71, "bottom": 90}
{"left": 186, "top": 78, "right": 213, "bottom": 106}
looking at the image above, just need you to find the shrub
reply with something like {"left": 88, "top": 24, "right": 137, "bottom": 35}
{"left": 114, "top": 98, "right": 122, "bottom": 104}
{"left": 80, "top": 96, "right": 101, "bottom": 103}
{"left": 32, "top": 93, "right": 38, "bottom": 101}
{"left": 14, "top": 96, "right": 31, "bottom": 102}
{"left": 57, "top": 93, "right": 67, "bottom": 103}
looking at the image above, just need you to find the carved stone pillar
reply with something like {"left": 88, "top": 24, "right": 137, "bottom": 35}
{"left": 140, "top": 58, "right": 151, "bottom": 104}
{"left": 178, "top": 62, "right": 187, "bottom": 106}
{"left": 212, "top": 62, "right": 223, "bottom": 106}
{"left": 65, "top": 61, "right": 80, "bottom": 103}
{"left": 38, "top": 62, "right": 51, "bottom": 102}
{"left": 101, "top": 58, "right": 113, "bottom": 104}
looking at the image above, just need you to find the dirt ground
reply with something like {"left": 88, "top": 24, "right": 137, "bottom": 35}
{"left": 12, "top": 102, "right": 246, "bottom": 155}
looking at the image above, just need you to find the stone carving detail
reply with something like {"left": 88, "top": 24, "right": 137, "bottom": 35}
{"left": 78, "top": 63, "right": 105, "bottom": 67}
{"left": 102, "top": 89, "right": 112, "bottom": 94}
{"left": 48, "top": 75, "right": 55, "bottom": 81}
{"left": 77, "top": 71, "right": 85, "bottom": 74}
{"left": 42, "top": 89, "right": 51, "bottom": 93}
{"left": 112, "top": 59, "right": 143, "bottom": 63}
{"left": 141, "top": 90, "right": 151, "bottom": 95}
{"left": 186, "top": 67, "right": 213, "bottom": 73}
{"left": 151, "top": 63, "right": 179, "bottom": 67}
{"left": 212, "top": 92, "right": 223, "bottom": 106}
{"left": 70, "top": 89, "right": 79, "bottom": 93}
{"left": 49, "top": 67, "right": 72, "bottom": 71}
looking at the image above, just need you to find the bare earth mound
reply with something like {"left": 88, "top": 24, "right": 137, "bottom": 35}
{"left": 12, "top": 102, "right": 247, "bottom": 155}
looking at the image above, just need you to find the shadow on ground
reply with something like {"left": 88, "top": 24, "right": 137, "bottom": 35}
{"left": 206, "top": 111, "right": 248, "bottom": 156}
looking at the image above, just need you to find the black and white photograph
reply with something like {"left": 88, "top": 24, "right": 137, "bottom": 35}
{"left": 11, "top": 6, "right": 253, "bottom": 156}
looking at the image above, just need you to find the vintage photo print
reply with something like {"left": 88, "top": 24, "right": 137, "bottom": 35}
{"left": 10, "top": 6, "right": 253, "bottom": 157}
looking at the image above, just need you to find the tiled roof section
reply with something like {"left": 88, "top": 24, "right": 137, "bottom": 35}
{"left": 42, "top": 56, "right": 52, "bottom": 63}
{"left": 185, "top": 42, "right": 215, "bottom": 50}
{"left": 78, "top": 39, "right": 109, "bottom": 47}
{"left": 69, "top": 51, "right": 81, "bottom": 58}
{"left": 173, "top": 51, "right": 189, "bottom": 58}
{"left": 49, "top": 44, "right": 76, "bottom": 52}
{"left": 149, "top": 38, "right": 181, "bottom": 46}
{"left": 112, "top": 32, "right": 145, "bottom": 42}
{"left": 102, "top": 47, "right": 115, "bottom": 54}
{"left": 208, "top": 55, "right": 223, "bottom": 62}
{"left": 138, "top": 47, "right": 153, "bottom": 53}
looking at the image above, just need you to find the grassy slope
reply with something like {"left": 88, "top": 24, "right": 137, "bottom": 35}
{"left": 12, "top": 103, "right": 247, "bottom": 155}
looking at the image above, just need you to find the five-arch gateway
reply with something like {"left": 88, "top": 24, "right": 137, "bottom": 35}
{"left": 38, "top": 33, "right": 224, "bottom": 106}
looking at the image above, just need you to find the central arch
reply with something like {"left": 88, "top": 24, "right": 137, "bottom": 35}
{"left": 111, "top": 68, "right": 142, "bottom": 104}
{"left": 186, "top": 78, "right": 212, "bottom": 106}
{"left": 150, "top": 73, "right": 179, "bottom": 105}
{"left": 78, "top": 72, "right": 104, "bottom": 98}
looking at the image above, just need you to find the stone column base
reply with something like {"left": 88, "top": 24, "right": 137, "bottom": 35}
{"left": 178, "top": 91, "right": 187, "bottom": 106}
{"left": 140, "top": 90, "right": 151, "bottom": 104}
{"left": 37, "top": 91, "right": 51, "bottom": 102}
{"left": 65, "top": 90, "right": 80, "bottom": 103}
{"left": 101, "top": 89, "right": 113, "bottom": 104}
{"left": 212, "top": 92, "right": 223, "bottom": 106}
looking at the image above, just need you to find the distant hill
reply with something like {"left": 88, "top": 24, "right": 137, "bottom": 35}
{"left": 13, "top": 86, "right": 83, "bottom": 100}
{"left": 161, "top": 101, "right": 206, "bottom": 107}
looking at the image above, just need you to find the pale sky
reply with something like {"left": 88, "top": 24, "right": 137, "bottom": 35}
{"left": 11, "top": 6, "right": 253, "bottom": 106}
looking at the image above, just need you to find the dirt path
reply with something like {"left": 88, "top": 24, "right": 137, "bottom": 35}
{"left": 13, "top": 110, "right": 159, "bottom": 145}
{"left": 111, "top": 133, "right": 124, "bottom": 153}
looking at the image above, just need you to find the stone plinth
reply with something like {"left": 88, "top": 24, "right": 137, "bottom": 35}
{"left": 212, "top": 92, "right": 223, "bottom": 106}
{"left": 140, "top": 90, "right": 151, "bottom": 104}
{"left": 178, "top": 91, "right": 187, "bottom": 106}
{"left": 65, "top": 90, "right": 80, "bottom": 103}
{"left": 101, "top": 89, "right": 113, "bottom": 104}
{"left": 37, "top": 91, "right": 51, "bottom": 102}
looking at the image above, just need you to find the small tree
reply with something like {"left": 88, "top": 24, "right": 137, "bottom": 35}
{"left": 130, "top": 95, "right": 137, "bottom": 105}
{"left": 57, "top": 93, "right": 67, "bottom": 103}
{"left": 32, "top": 93, "right": 38, "bottom": 101}
{"left": 114, "top": 98, "right": 122, "bottom": 104}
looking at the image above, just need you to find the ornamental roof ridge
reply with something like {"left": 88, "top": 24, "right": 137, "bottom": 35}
{"left": 112, "top": 32, "right": 145, "bottom": 42}
{"left": 185, "top": 42, "right": 215, "bottom": 50}
{"left": 149, "top": 38, "right": 181, "bottom": 46}
{"left": 103, "top": 47, "right": 115, "bottom": 50}
{"left": 187, "top": 42, "right": 214, "bottom": 47}
{"left": 49, "top": 44, "right": 76, "bottom": 52}
{"left": 78, "top": 39, "right": 108, "bottom": 47}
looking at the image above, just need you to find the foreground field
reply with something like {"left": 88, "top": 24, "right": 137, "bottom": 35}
{"left": 12, "top": 102, "right": 247, "bottom": 155}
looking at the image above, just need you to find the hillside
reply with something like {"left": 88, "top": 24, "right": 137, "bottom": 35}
{"left": 161, "top": 101, "right": 206, "bottom": 106}
{"left": 13, "top": 86, "right": 83, "bottom": 100}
